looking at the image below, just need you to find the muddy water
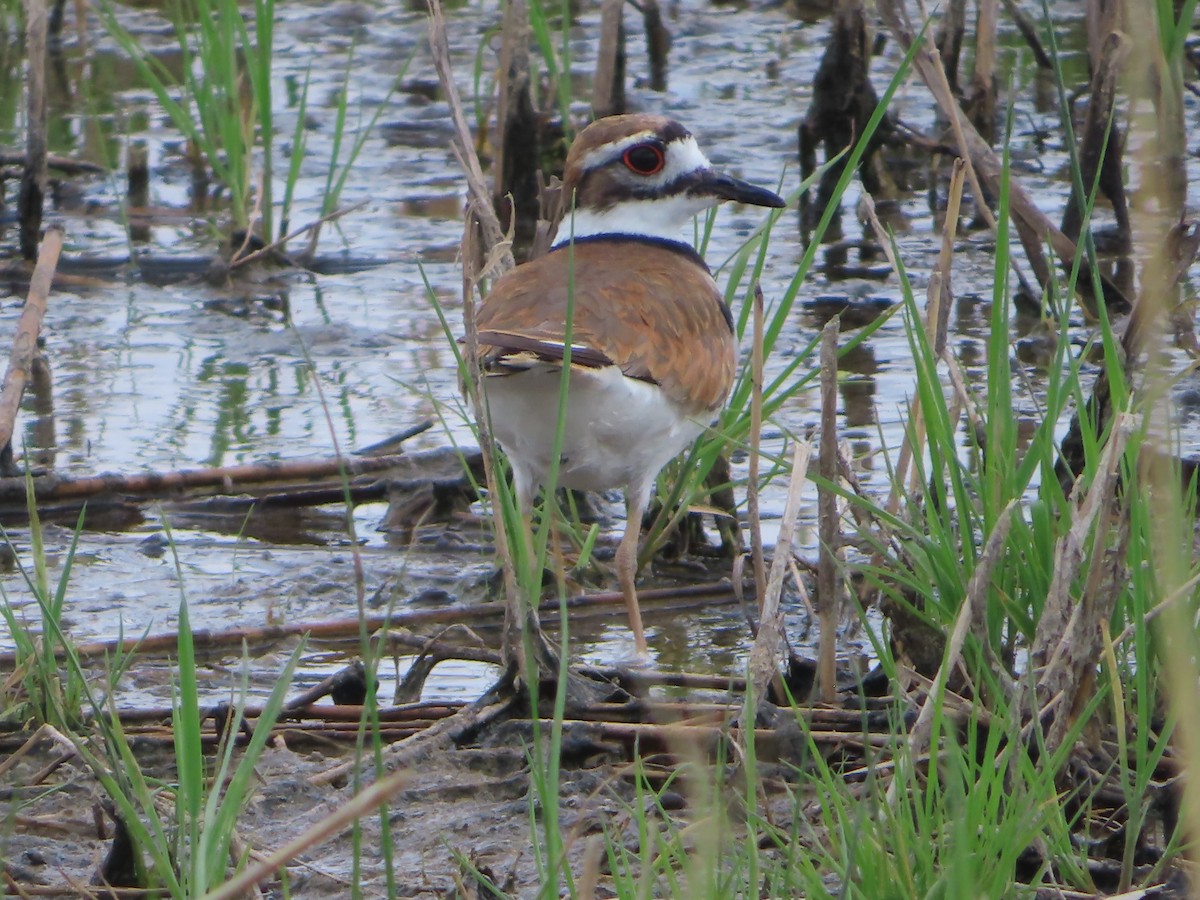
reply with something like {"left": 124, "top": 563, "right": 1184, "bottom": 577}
{"left": 0, "top": 2, "right": 1194, "bottom": 705}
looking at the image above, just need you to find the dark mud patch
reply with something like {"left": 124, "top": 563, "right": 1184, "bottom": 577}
{"left": 1, "top": 710, "right": 677, "bottom": 897}
{"left": 2, "top": 737, "right": 553, "bottom": 896}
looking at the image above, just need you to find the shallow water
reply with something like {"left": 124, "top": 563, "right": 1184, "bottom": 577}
{"left": 0, "top": 0, "right": 1196, "bottom": 705}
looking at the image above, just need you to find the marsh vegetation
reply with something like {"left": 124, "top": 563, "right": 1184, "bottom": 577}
{"left": 1, "top": 0, "right": 1199, "bottom": 896}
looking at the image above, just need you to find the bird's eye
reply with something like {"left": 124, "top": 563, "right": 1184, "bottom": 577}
{"left": 622, "top": 144, "right": 666, "bottom": 176}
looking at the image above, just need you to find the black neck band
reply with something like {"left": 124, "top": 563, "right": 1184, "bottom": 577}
{"left": 550, "top": 233, "right": 712, "bottom": 274}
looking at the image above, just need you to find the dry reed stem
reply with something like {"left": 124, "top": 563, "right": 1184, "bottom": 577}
{"left": 105, "top": 701, "right": 463, "bottom": 727}
{"left": 816, "top": 318, "right": 841, "bottom": 702}
{"left": 198, "top": 767, "right": 415, "bottom": 900}
{"left": 228, "top": 199, "right": 369, "bottom": 270}
{"left": 998, "top": 0, "right": 1052, "bottom": 69}
{"left": 576, "top": 834, "right": 605, "bottom": 900}
{"left": 858, "top": 191, "right": 924, "bottom": 517}
{"left": 639, "top": 0, "right": 669, "bottom": 91}
{"left": 940, "top": 351, "right": 985, "bottom": 440}
{"left": 427, "top": 0, "right": 513, "bottom": 274}
{"left": 932, "top": 158, "right": 966, "bottom": 352}
{"left": 904, "top": 500, "right": 1016, "bottom": 760}
{"left": 586, "top": 719, "right": 895, "bottom": 753}
{"left": 1110, "top": 567, "right": 1200, "bottom": 650}
{"left": 896, "top": 1, "right": 999, "bottom": 237}
{"left": 0, "top": 723, "right": 74, "bottom": 780}
{"left": 459, "top": 197, "right": 530, "bottom": 676}
{"left": 746, "top": 285, "right": 768, "bottom": 611}
{"left": 18, "top": 0, "right": 47, "bottom": 261}
{"left": 428, "top": 0, "right": 533, "bottom": 676}
{"left": 592, "top": 0, "right": 625, "bottom": 117}
{"left": 968, "top": 0, "right": 997, "bottom": 144}
{"left": 903, "top": 0, "right": 1141, "bottom": 313}
{"left": 1027, "top": 410, "right": 1130, "bottom": 756}
{"left": 885, "top": 0, "right": 1051, "bottom": 301}
{"left": 747, "top": 439, "right": 812, "bottom": 705}
{"left": 1122, "top": 7, "right": 1200, "bottom": 861}
{"left": 0, "top": 224, "right": 61, "bottom": 454}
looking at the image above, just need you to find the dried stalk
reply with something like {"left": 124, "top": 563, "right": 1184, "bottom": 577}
{"left": 19, "top": 0, "right": 48, "bottom": 261}
{"left": 639, "top": 0, "right": 669, "bottom": 92}
{"left": 494, "top": 0, "right": 539, "bottom": 254}
{"left": 0, "top": 225, "right": 62, "bottom": 456}
{"left": 746, "top": 285, "right": 768, "bottom": 611}
{"left": 429, "top": 0, "right": 532, "bottom": 677}
{"left": 932, "top": 158, "right": 966, "bottom": 354}
{"left": 905, "top": 500, "right": 1015, "bottom": 758}
{"left": 816, "top": 318, "right": 841, "bottom": 702}
{"left": 747, "top": 439, "right": 812, "bottom": 706}
{"left": 427, "top": 0, "right": 513, "bottom": 274}
{"left": 858, "top": 191, "right": 923, "bottom": 516}
{"left": 967, "top": 0, "right": 997, "bottom": 144}
{"left": 230, "top": 199, "right": 370, "bottom": 270}
{"left": 1027, "top": 410, "right": 1130, "bottom": 756}
{"left": 879, "top": 0, "right": 1136, "bottom": 314}
{"left": 592, "top": 0, "right": 626, "bottom": 118}
{"left": 199, "top": 767, "right": 416, "bottom": 900}
{"left": 998, "top": 0, "right": 1052, "bottom": 70}
{"left": 577, "top": 719, "right": 894, "bottom": 756}
{"left": 0, "top": 723, "right": 75, "bottom": 780}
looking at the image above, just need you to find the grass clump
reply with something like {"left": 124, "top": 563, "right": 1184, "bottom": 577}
{"left": 0, "top": 498, "right": 305, "bottom": 895}
{"left": 95, "top": 0, "right": 392, "bottom": 259}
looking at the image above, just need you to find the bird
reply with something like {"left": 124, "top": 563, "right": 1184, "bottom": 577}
{"left": 466, "top": 113, "right": 785, "bottom": 657}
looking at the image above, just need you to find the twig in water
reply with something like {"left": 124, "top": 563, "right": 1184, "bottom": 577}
{"left": 880, "top": 0, "right": 1135, "bottom": 314}
{"left": 228, "top": 199, "right": 370, "bottom": 270}
{"left": 0, "top": 225, "right": 62, "bottom": 460}
{"left": 0, "top": 450, "right": 444, "bottom": 507}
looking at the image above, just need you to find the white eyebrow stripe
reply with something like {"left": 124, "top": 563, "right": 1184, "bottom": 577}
{"left": 580, "top": 135, "right": 714, "bottom": 190}
{"left": 578, "top": 130, "right": 659, "bottom": 171}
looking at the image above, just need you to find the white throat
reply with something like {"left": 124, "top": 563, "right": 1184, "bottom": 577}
{"left": 552, "top": 193, "right": 717, "bottom": 247}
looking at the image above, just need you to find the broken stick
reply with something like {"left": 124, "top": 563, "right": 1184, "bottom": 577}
{"left": 0, "top": 224, "right": 62, "bottom": 459}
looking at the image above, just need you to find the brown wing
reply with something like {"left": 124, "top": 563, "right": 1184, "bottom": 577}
{"left": 472, "top": 240, "right": 737, "bottom": 414}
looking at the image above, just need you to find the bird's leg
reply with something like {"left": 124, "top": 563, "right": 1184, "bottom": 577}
{"left": 616, "top": 486, "right": 651, "bottom": 657}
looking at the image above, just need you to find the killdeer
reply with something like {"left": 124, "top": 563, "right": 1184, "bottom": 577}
{"left": 469, "top": 114, "right": 785, "bottom": 656}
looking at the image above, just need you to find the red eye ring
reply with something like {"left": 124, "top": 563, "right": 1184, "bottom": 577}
{"left": 622, "top": 144, "right": 666, "bottom": 176}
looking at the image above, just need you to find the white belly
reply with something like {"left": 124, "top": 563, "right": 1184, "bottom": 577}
{"left": 480, "top": 364, "right": 707, "bottom": 503}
